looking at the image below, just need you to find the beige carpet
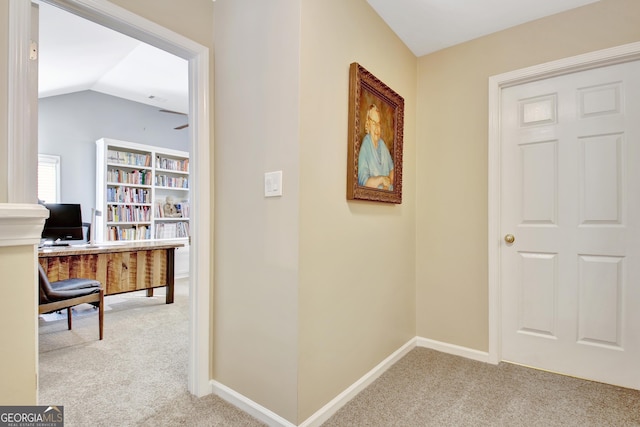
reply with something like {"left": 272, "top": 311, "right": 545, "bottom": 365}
{"left": 323, "top": 347, "right": 640, "bottom": 426}
{"left": 38, "top": 279, "right": 265, "bottom": 427}
{"left": 39, "top": 283, "right": 640, "bottom": 426}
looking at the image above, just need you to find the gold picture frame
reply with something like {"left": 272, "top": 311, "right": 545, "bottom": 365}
{"left": 346, "top": 62, "right": 404, "bottom": 204}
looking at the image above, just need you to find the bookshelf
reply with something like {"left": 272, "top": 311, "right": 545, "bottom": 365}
{"left": 95, "top": 138, "right": 190, "bottom": 244}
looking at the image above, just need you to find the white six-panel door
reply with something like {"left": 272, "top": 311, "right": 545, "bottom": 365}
{"left": 500, "top": 60, "right": 640, "bottom": 389}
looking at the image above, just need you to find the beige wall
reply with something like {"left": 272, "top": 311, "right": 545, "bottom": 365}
{"left": 109, "top": 0, "right": 214, "bottom": 47}
{"left": 415, "top": 0, "right": 640, "bottom": 351}
{"left": 5, "top": 0, "right": 637, "bottom": 421}
{"left": 0, "top": 245, "right": 38, "bottom": 404}
{"left": 213, "top": 0, "right": 416, "bottom": 423}
{"left": 212, "top": 0, "right": 301, "bottom": 422}
{"left": 298, "top": 0, "right": 417, "bottom": 421}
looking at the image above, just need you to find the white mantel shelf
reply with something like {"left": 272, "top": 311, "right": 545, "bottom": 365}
{"left": 0, "top": 203, "right": 49, "bottom": 247}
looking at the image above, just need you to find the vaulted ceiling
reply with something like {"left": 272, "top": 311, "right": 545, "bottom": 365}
{"left": 38, "top": 2, "right": 189, "bottom": 114}
{"left": 38, "top": 0, "right": 600, "bottom": 113}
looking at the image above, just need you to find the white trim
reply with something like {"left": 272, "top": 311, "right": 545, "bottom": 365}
{"left": 416, "top": 336, "right": 491, "bottom": 364}
{"left": 10, "top": 0, "right": 212, "bottom": 397}
{"left": 211, "top": 339, "right": 416, "bottom": 427}
{"left": 299, "top": 338, "right": 416, "bottom": 427}
{"left": 487, "top": 41, "right": 640, "bottom": 366}
{"left": 211, "top": 380, "right": 296, "bottom": 427}
{"left": 187, "top": 44, "right": 212, "bottom": 398}
{"left": 8, "top": 0, "right": 36, "bottom": 203}
{"left": 0, "top": 203, "right": 49, "bottom": 246}
{"left": 37, "top": 154, "right": 60, "bottom": 203}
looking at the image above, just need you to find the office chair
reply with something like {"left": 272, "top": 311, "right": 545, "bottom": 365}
{"left": 38, "top": 264, "right": 104, "bottom": 340}
{"left": 83, "top": 222, "right": 91, "bottom": 242}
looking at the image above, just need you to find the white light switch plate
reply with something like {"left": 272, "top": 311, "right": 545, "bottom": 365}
{"left": 264, "top": 171, "right": 283, "bottom": 197}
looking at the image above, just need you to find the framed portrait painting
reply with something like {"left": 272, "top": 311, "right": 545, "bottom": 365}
{"left": 346, "top": 62, "right": 404, "bottom": 204}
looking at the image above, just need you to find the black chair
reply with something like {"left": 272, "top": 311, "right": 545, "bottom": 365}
{"left": 38, "top": 264, "right": 104, "bottom": 340}
{"left": 82, "top": 222, "right": 91, "bottom": 242}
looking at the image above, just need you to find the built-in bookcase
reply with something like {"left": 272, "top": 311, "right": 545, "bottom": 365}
{"left": 95, "top": 138, "right": 190, "bottom": 243}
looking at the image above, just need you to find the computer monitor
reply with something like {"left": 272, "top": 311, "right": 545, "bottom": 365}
{"left": 41, "top": 203, "right": 84, "bottom": 242}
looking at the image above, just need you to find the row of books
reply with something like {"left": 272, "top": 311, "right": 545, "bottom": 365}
{"left": 177, "top": 202, "right": 190, "bottom": 218}
{"left": 107, "top": 225, "right": 151, "bottom": 241}
{"left": 107, "top": 150, "right": 152, "bottom": 167}
{"left": 107, "top": 187, "right": 151, "bottom": 204}
{"left": 155, "top": 201, "right": 190, "bottom": 218}
{"left": 155, "top": 175, "right": 189, "bottom": 188}
{"left": 155, "top": 222, "right": 190, "bottom": 239}
{"left": 107, "top": 205, "right": 152, "bottom": 222}
{"left": 107, "top": 168, "right": 152, "bottom": 185}
{"left": 156, "top": 156, "right": 189, "bottom": 172}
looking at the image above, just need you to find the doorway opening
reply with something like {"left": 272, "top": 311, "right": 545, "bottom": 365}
{"left": 9, "top": 0, "right": 211, "bottom": 398}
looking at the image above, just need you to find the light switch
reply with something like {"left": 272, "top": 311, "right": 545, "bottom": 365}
{"left": 264, "top": 171, "right": 283, "bottom": 197}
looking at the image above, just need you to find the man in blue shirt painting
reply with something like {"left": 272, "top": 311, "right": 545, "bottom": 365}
{"left": 358, "top": 104, "right": 394, "bottom": 190}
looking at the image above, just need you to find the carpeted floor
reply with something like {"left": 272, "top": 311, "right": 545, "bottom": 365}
{"left": 323, "top": 347, "right": 640, "bottom": 427}
{"left": 39, "top": 281, "right": 640, "bottom": 426}
{"left": 38, "top": 279, "right": 265, "bottom": 427}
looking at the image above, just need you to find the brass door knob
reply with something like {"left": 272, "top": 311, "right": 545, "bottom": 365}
{"left": 504, "top": 234, "right": 515, "bottom": 244}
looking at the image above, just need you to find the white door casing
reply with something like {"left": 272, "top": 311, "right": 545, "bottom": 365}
{"left": 9, "top": 0, "right": 212, "bottom": 397}
{"left": 499, "top": 60, "right": 640, "bottom": 389}
{"left": 489, "top": 43, "right": 640, "bottom": 373}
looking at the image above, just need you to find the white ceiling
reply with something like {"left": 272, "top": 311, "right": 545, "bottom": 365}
{"left": 366, "top": 0, "right": 600, "bottom": 57}
{"left": 38, "top": 0, "right": 600, "bottom": 111}
{"left": 38, "top": 2, "right": 189, "bottom": 114}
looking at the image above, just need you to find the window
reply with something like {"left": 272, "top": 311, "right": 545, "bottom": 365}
{"left": 38, "top": 154, "right": 60, "bottom": 203}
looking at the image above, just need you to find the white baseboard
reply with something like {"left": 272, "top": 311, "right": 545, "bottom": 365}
{"left": 211, "top": 337, "right": 417, "bottom": 427}
{"left": 416, "top": 336, "right": 491, "bottom": 364}
{"left": 299, "top": 337, "right": 416, "bottom": 427}
{"left": 211, "top": 336, "right": 491, "bottom": 426}
{"left": 211, "top": 380, "right": 296, "bottom": 427}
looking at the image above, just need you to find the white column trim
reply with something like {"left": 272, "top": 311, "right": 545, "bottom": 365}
{"left": 487, "top": 41, "right": 640, "bottom": 365}
{"left": 7, "top": 0, "right": 35, "bottom": 203}
{"left": 0, "top": 204, "right": 49, "bottom": 247}
{"left": 187, "top": 48, "right": 213, "bottom": 398}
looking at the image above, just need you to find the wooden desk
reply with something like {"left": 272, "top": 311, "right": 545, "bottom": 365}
{"left": 38, "top": 241, "right": 183, "bottom": 304}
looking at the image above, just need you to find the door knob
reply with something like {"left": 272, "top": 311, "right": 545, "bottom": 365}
{"left": 504, "top": 234, "right": 515, "bottom": 244}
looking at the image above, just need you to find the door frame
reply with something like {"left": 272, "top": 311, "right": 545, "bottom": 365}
{"left": 488, "top": 41, "right": 640, "bottom": 365}
{"left": 8, "top": 0, "right": 212, "bottom": 396}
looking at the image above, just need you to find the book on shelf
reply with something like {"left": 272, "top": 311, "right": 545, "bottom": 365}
{"left": 107, "top": 187, "right": 150, "bottom": 203}
{"left": 155, "top": 200, "right": 190, "bottom": 219}
{"left": 107, "top": 168, "right": 151, "bottom": 185}
{"left": 155, "top": 221, "right": 189, "bottom": 239}
{"left": 155, "top": 174, "right": 189, "bottom": 188}
{"left": 155, "top": 155, "right": 189, "bottom": 172}
{"left": 176, "top": 202, "right": 190, "bottom": 218}
{"left": 98, "top": 138, "right": 190, "bottom": 243}
{"left": 107, "top": 205, "right": 151, "bottom": 222}
{"left": 107, "top": 224, "right": 151, "bottom": 241}
{"left": 107, "top": 149, "right": 151, "bottom": 167}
